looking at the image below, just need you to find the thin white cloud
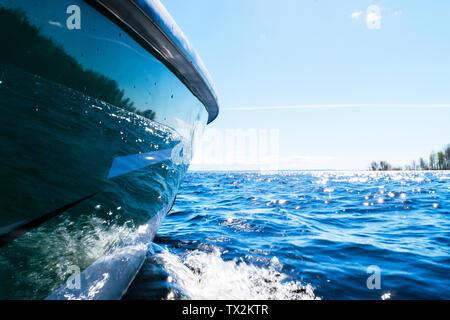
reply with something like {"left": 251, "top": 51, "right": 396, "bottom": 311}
{"left": 350, "top": 5, "right": 384, "bottom": 30}
{"left": 351, "top": 11, "right": 363, "bottom": 19}
{"left": 366, "top": 5, "right": 382, "bottom": 30}
{"left": 223, "top": 104, "right": 450, "bottom": 111}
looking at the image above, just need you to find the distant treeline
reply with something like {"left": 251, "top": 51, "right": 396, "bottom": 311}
{"left": 0, "top": 7, "right": 155, "bottom": 120}
{"left": 370, "top": 144, "right": 450, "bottom": 171}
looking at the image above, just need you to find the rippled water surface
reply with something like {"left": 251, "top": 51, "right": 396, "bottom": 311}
{"left": 124, "top": 171, "right": 450, "bottom": 300}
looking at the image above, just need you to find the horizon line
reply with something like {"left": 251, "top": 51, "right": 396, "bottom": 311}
{"left": 187, "top": 168, "right": 448, "bottom": 172}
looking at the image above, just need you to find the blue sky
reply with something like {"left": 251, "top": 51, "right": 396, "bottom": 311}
{"left": 162, "top": 0, "right": 450, "bottom": 170}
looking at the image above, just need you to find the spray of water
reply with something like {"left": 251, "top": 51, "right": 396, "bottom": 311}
{"left": 152, "top": 247, "right": 318, "bottom": 300}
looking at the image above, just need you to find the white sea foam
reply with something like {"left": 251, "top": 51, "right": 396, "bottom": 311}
{"left": 153, "top": 248, "right": 319, "bottom": 300}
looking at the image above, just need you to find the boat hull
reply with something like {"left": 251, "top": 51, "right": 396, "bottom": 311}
{"left": 0, "top": 0, "right": 212, "bottom": 299}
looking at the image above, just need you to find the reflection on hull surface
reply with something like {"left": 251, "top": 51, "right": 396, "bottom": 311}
{"left": 0, "top": 69, "right": 183, "bottom": 299}
{"left": 0, "top": 0, "right": 218, "bottom": 299}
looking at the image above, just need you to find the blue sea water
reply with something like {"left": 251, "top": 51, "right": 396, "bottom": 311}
{"left": 124, "top": 171, "right": 450, "bottom": 300}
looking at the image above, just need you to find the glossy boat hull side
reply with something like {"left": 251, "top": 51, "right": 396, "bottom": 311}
{"left": 0, "top": 0, "right": 211, "bottom": 299}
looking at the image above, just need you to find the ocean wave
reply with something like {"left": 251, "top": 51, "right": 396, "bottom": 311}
{"left": 125, "top": 171, "right": 450, "bottom": 299}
